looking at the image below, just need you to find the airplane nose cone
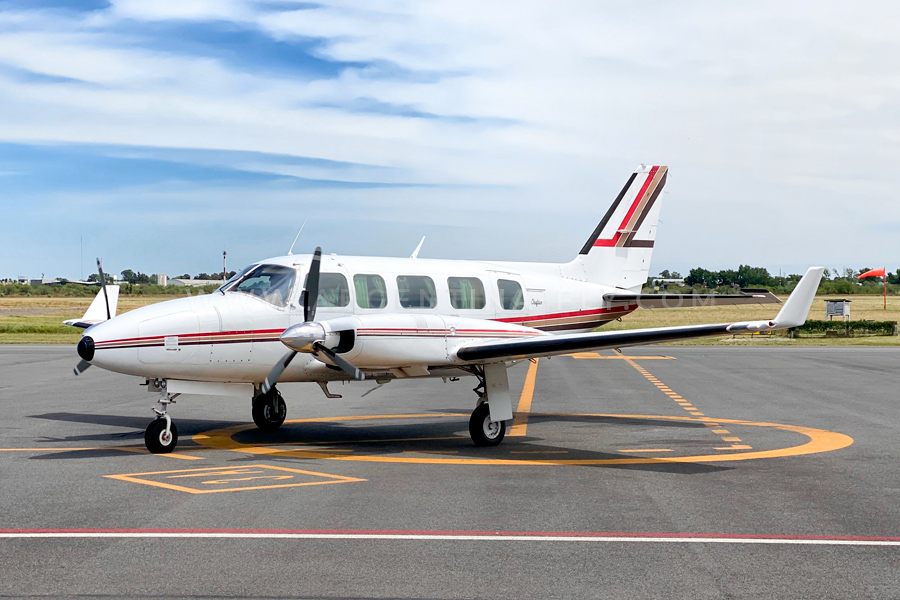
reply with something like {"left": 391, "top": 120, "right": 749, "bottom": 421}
{"left": 77, "top": 336, "right": 95, "bottom": 361}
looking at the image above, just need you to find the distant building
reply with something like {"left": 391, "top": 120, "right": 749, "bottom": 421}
{"left": 649, "top": 277, "right": 686, "bottom": 287}
{"left": 156, "top": 274, "right": 168, "bottom": 286}
{"left": 170, "top": 279, "right": 223, "bottom": 288}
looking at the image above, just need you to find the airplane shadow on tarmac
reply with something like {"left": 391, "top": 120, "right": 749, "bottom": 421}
{"left": 27, "top": 411, "right": 730, "bottom": 474}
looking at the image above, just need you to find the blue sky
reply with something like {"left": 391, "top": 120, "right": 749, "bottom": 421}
{"left": 1, "top": 0, "right": 898, "bottom": 280}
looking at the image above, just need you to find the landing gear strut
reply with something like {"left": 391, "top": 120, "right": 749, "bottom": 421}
{"left": 467, "top": 366, "right": 507, "bottom": 447}
{"left": 145, "top": 381, "right": 179, "bottom": 454}
{"left": 252, "top": 386, "right": 286, "bottom": 431}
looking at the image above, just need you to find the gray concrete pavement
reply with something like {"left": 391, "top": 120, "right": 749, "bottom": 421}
{"left": 0, "top": 345, "right": 897, "bottom": 599}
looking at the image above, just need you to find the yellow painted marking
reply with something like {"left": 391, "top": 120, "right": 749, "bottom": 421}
{"left": 618, "top": 449, "right": 673, "bottom": 453}
{"left": 689, "top": 412, "right": 705, "bottom": 416}
{"left": 721, "top": 437, "right": 742, "bottom": 442}
{"left": 204, "top": 476, "right": 293, "bottom": 484}
{"left": 716, "top": 445, "right": 753, "bottom": 450}
{"left": 193, "top": 435, "right": 210, "bottom": 439}
{"left": 192, "top": 414, "right": 853, "bottom": 466}
{"left": 712, "top": 429, "right": 731, "bottom": 434}
{"left": 402, "top": 450, "right": 459, "bottom": 455}
{"left": 568, "top": 353, "right": 675, "bottom": 360}
{"left": 112, "top": 446, "right": 203, "bottom": 460}
{"left": 0, "top": 448, "right": 98, "bottom": 452}
{"left": 0, "top": 446, "right": 202, "bottom": 459}
{"left": 105, "top": 464, "right": 365, "bottom": 494}
{"left": 509, "top": 358, "right": 539, "bottom": 437}
{"left": 167, "top": 468, "right": 265, "bottom": 479}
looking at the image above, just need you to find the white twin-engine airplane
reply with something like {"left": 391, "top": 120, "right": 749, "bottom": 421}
{"left": 67, "top": 165, "right": 825, "bottom": 454}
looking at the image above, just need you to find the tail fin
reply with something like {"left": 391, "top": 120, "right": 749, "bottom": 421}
{"left": 572, "top": 165, "right": 668, "bottom": 292}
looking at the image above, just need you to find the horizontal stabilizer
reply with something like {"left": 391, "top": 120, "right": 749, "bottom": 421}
{"left": 63, "top": 285, "right": 120, "bottom": 329}
{"left": 604, "top": 289, "right": 780, "bottom": 309}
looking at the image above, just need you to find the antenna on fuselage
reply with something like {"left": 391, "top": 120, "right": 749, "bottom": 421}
{"left": 410, "top": 236, "right": 425, "bottom": 259}
{"left": 287, "top": 219, "right": 308, "bottom": 256}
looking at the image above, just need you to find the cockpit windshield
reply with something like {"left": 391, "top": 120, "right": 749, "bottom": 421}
{"left": 227, "top": 264, "right": 296, "bottom": 308}
{"left": 217, "top": 265, "right": 255, "bottom": 294}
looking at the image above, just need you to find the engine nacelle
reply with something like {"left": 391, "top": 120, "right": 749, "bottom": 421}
{"left": 313, "top": 314, "right": 545, "bottom": 370}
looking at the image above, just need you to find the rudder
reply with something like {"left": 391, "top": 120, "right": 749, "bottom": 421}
{"left": 572, "top": 165, "right": 668, "bottom": 292}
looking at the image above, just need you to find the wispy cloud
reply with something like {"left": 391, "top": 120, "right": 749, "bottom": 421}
{"left": 0, "top": 0, "right": 899, "bottom": 278}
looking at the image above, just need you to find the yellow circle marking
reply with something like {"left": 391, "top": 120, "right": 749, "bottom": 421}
{"left": 192, "top": 413, "right": 853, "bottom": 466}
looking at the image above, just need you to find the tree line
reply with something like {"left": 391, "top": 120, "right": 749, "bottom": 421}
{"left": 650, "top": 265, "right": 900, "bottom": 295}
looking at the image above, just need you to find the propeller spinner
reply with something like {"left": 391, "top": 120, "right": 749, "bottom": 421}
{"left": 260, "top": 247, "right": 363, "bottom": 394}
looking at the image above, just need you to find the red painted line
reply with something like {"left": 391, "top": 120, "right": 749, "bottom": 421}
{"left": 98, "top": 328, "right": 286, "bottom": 346}
{"left": 0, "top": 528, "right": 898, "bottom": 542}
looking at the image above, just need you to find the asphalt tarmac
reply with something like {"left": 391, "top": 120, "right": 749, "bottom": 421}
{"left": 0, "top": 344, "right": 897, "bottom": 599}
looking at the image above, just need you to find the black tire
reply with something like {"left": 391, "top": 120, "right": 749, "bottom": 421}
{"left": 145, "top": 419, "right": 178, "bottom": 454}
{"left": 252, "top": 389, "right": 287, "bottom": 431}
{"left": 468, "top": 402, "right": 506, "bottom": 447}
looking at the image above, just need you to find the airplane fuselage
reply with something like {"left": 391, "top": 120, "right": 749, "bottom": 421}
{"left": 83, "top": 253, "right": 638, "bottom": 384}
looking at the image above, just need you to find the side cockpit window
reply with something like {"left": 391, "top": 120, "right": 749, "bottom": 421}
{"left": 497, "top": 279, "right": 524, "bottom": 310}
{"left": 317, "top": 273, "right": 350, "bottom": 308}
{"left": 230, "top": 264, "right": 296, "bottom": 308}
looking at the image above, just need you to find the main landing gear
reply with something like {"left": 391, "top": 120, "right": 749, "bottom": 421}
{"left": 252, "top": 386, "right": 287, "bottom": 431}
{"left": 467, "top": 365, "right": 510, "bottom": 447}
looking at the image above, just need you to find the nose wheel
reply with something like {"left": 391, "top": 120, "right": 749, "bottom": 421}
{"left": 145, "top": 417, "right": 178, "bottom": 454}
{"left": 144, "top": 381, "right": 180, "bottom": 454}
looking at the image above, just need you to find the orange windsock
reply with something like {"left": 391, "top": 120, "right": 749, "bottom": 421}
{"left": 858, "top": 267, "right": 886, "bottom": 279}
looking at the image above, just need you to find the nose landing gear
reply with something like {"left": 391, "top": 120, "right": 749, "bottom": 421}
{"left": 145, "top": 381, "right": 180, "bottom": 454}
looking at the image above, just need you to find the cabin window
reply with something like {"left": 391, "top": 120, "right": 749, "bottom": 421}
{"left": 497, "top": 279, "right": 524, "bottom": 310}
{"left": 316, "top": 273, "right": 350, "bottom": 307}
{"left": 230, "top": 264, "right": 296, "bottom": 308}
{"left": 448, "top": 277, "right": 486, "bottom": 309}
{"left": 354, "top": 274, "right": 387, "bottom": 309}
{"left": 397, "top": 275, "right": 437, "bottom": 309}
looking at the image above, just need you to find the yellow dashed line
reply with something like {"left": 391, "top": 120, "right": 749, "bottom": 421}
{"left": 622, "top": 357, "right": 752, "bottom": 451}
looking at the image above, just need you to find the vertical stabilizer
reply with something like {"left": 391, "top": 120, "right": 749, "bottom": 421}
{"left": 571, "top": 165, "right": 668, "bottom": 292}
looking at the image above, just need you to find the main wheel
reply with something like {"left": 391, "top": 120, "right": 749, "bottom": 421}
{"left": 145, "top": 418, "right": 178, "bottom": 454}
{"left": 252, "top": 389, "right": 287, "bottom": 431}
{"left": 468, "top": 402, "right": 506, "bottom": 447}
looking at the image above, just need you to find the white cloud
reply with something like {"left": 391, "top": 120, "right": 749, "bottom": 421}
{"left": 1, "top": 0, "right": 899, "bottom": 277}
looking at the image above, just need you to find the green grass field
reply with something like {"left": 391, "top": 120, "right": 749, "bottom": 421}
{"left": 0, "top": 294, "right": 897, "bottom": 345}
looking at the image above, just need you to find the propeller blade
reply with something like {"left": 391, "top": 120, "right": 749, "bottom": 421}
{"left": 304, "top": 247, "right": 322, "bottom": 323}
{"left": 261, "top": 350, "right": 298, "bottom": 394}
{"left": 314, "top": 342, "right": 365, "bottom": 381}
{"left": 74, "top": 359, "right": 91, "bottom": 376}
{"left": 96, "top": 258, "right": 111, "bottom": 321}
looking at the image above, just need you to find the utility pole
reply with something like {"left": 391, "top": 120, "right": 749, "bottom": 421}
{"left": 223, "top": 250, "right": 227, "bottom": 281}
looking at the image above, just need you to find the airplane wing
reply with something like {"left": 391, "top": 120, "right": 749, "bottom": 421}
{"left": 63, "top": 285, "right": 120, "bottom": 329}
{"left": 603, "top": 288, "right": 780, "bottom": 309}
{"left": 456, "top": 267, "right": 823, "bottom": 363}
